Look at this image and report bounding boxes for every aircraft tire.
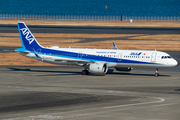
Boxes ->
[155,73,159,77]
[82,70,89,75]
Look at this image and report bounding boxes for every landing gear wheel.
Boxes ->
[82,70,89,75]
[155,73,159,77]
[155,69,159,77]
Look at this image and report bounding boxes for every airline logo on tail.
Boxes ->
[20,28,35,44]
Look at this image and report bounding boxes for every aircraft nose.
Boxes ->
[172,59,178,66]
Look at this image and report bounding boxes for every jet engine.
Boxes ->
[89,62,108,74]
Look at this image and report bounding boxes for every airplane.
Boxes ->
[15,22,178,77]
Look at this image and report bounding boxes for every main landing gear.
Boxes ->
[82,70,89,75]
[155,69,159,77]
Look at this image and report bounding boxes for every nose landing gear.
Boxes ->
[155,69,159,77]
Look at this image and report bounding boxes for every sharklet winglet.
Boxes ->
[113,42,118,50]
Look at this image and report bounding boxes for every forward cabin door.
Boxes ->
[118,53,122,61]
[151,53,157,62]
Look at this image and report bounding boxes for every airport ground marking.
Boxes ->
[0,75,24,87]
[151,103,178,107]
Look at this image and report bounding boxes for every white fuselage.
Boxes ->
[25,47,178,69]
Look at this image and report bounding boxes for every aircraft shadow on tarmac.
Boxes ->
[110,72,171,77]
[8,68,82,76]
[8,67,171,77]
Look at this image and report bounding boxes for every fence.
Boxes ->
[0,14,179,22]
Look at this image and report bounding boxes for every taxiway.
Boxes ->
[0,64,179,120]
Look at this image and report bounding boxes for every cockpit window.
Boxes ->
[161,56,172,59]
[167,56,172,58]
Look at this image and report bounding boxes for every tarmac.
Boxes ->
[0,64,179,120]
[0,24,180,34]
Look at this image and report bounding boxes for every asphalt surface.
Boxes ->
[0,47,17,53]
[0,24,180,34]
[0,65,180,120]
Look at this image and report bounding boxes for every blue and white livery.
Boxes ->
[15,22,178,77]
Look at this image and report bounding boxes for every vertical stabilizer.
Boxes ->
[17,22,42,51]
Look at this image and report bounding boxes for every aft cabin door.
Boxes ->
[151,53,157,62]
[118,53,122,61]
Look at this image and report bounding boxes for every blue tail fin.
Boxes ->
[17,22,42,51]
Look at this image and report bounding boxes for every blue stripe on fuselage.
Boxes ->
[31,47,159,65]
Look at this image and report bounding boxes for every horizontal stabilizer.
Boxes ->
[15,48,30,54]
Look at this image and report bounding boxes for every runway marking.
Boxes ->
[152,103,178,107]
[5,97,165,120]
[0,75,24,87]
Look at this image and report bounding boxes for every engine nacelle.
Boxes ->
[115,67,132,71]
[89,63,108,74]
